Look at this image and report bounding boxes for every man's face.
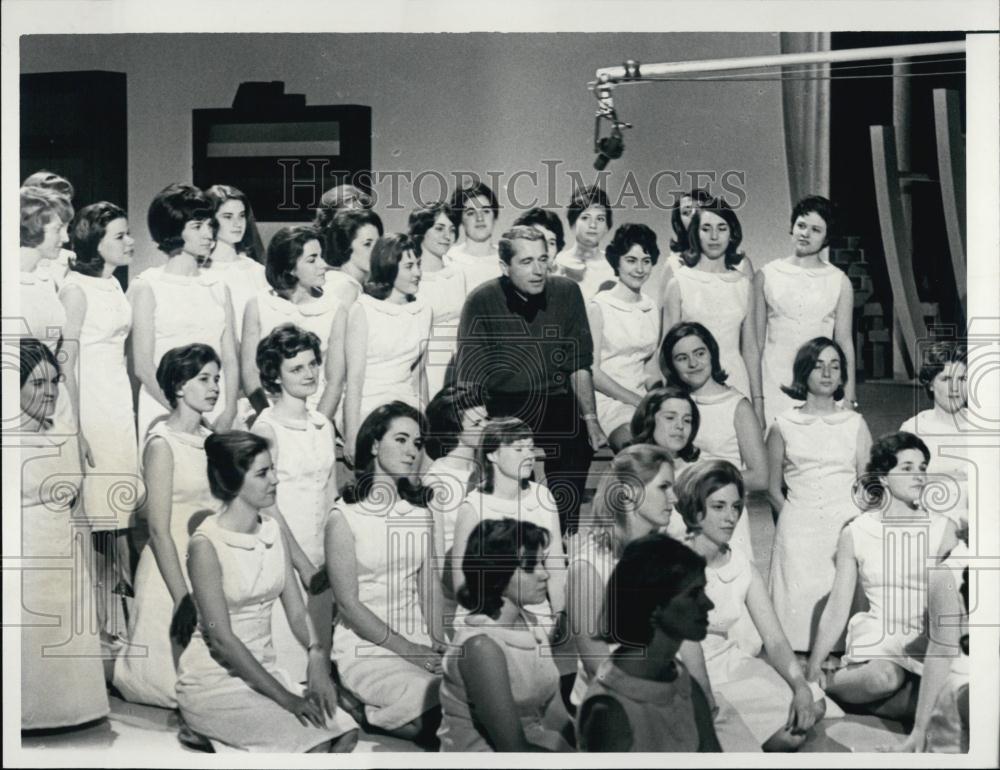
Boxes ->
[501,237,549,295]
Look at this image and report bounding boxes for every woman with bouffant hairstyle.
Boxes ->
[242,225,347,421]
[177,430,359,752]
[129,183,239,442]
[61,201,141,645]
[114,344,220,709]
[342,233,432,465]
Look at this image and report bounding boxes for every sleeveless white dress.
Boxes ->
[323,269,363,309]
[689,388,755,559]
[444,243,501,294]
[332,496,440,730]
[113,422,217,708]
[555,248,616,301]
[60,272,141,530]
[18,423,110,729]
[566,531,617,705]
[256,288,342,413]
[255,406,336,683]
[131,266,229,443]
[353,293,432,424]
[760,258,846,424]
[417,264,466,398]
[842,509,951,673]
[176,514,357,751]
[591,288,659,434]
[202,255,266,343]
[19,269,74,432]
[438,607,570,751]
[768,407,865,652]
[673,265,753,399]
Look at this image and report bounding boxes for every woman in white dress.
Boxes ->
[661,188,714,282]
[61,203,142,645]
[18,187,78,440]
[203,185,267,336]
[177,431,358,752]
[659,322,767,559]
[766,337,872,654]
[588,223,661,450]
[410,202,465,398]
[128,183,238,441]
[439,518,573,751]
[250,324,338,682]
[444,182,501,293]
[676,460,827,752]
[754,195,856,424]
[325,402,444,745]
[663,200,763,418]
[343,233,432,465]
[806,432,958,720]
[113,344,220,708]
[900,340,970,526]
[554,185,615,300]
[422,384,489,633]
[450,418,567,637]
[241,225,346,421]
[567,444,705,706]
[319,207,383,309]
[18,339,110,730]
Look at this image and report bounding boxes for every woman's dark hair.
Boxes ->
[604,223,660,274]
[512,208,566,254]
[20,337,61,387]
[684,199,745,271]
[450,181,500,223]
[204,430,271,503]
[474,417,535,494]
[790,195,835,248]
[155,343,222,409]
[858,431,931,509]
[424,383,486,460]
[206,184,265,263]
[265,224,324,299]
[147,183,214,255]
[674,460,745,534]
[341,401,432,507]
[69,202,127,278]
[780,336,848,401]
[457,518,550,618]
[22,170,75,200]
[255,323,323,396]
[917,340,967,400]
[670,188,712,253]
[567,184,613,229]
[408,202,456,257]
[601,532,706,647]
[320,208,384,268]
[315,184,374,230]
[659,322,728,390]
[364,233,417,301]
[628,385,701,463]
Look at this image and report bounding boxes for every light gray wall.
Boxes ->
[21,32,792,295]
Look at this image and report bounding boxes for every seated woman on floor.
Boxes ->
[576,533,721,752]
[438,518,573,751]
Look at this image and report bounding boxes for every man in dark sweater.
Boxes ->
[452,226,606,534]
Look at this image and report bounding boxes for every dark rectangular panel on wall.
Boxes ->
[193,104,372,222]
[21,70,129,285]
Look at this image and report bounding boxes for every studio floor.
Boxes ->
[21,382,921,756]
